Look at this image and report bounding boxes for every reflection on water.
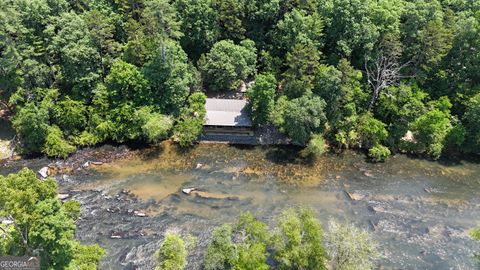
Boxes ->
[0,119,14,140]
[8,141,480,269]
[0,119,14,160]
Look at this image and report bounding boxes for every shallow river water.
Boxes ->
[1,142,480,269]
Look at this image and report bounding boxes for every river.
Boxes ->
[1,142,479,269]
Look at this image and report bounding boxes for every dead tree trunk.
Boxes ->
[365,52,410,111]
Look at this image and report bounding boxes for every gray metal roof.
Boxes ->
[204,98,252,127]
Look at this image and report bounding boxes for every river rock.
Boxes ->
[364,170,375,177]
[368,204,386,213]
[110,234,122,239]
[182,188,196,194]
[426,225,445,238]
[38,167,49,179]
[345,191,366,201]
[123,241,161,270]
[58,193,70,200]
[134,211,147,217]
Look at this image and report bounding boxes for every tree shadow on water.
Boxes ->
[264,146,303,165]
[0,119,15,140]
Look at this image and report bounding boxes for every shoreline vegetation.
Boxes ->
[1,0,480,164]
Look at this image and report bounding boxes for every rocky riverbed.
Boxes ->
[1,142,480,269]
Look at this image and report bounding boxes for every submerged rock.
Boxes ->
[368,204,386,214]
[345,191,366,201]
[426,225,445,238]
[191,191,240,200]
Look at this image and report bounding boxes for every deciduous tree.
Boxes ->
[247,73,277,126]
[199,40,257,91]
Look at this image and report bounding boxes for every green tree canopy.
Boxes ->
[204,212,270,270]
[105,60,149,106]
[199,39,257,91]
[282,43,321,99]
[175,0,219,60]
[247,73,277,126]
[325,219,380,270]
[272,208,327,270]
[0,168,104,269]
[282,94,327,145]
[143,41,197,115]
[156,232,196,270]
[173,92,207,147]
[356,113,388,149]
[270,8,323,58]
[463,93,480,152]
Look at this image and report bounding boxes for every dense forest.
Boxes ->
[1,0,480,161]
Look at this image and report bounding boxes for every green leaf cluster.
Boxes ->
[0,168,105,269]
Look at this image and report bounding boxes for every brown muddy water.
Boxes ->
[1,141,480,269]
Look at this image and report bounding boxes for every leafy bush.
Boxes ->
[204,225,236,270]
[407,108,453,159]
[53,97,88,135]
[368,144,391,162]
[247,73,277,126]
[66,243,106,270]
[0,169,105,268]
[357,113,388,149]
[325,219,380,270]
[302,134,326,159]
[73,131,102,146]
[462,93,480,152]
[42,125,76,158]
[173,92,207,147]
[156,232,196,270]
[12,103,49,154]
[273,208,327,270]
[470,226,480,241]
[204,212,270,270]
[282,95,327,145]
[141,114,173,143]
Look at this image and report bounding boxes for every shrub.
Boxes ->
[273,208,327,270]
[141,114,173,143]
[204,212,270,270]
[325,219,380,270]
[282,95,327,145]
[173,92,207,147]
[156,232,188,270]
[368,144,391,162]
[357,113,388,149]
[302,134,326,159]
[42,125,76,158]
[470,226,480,241]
